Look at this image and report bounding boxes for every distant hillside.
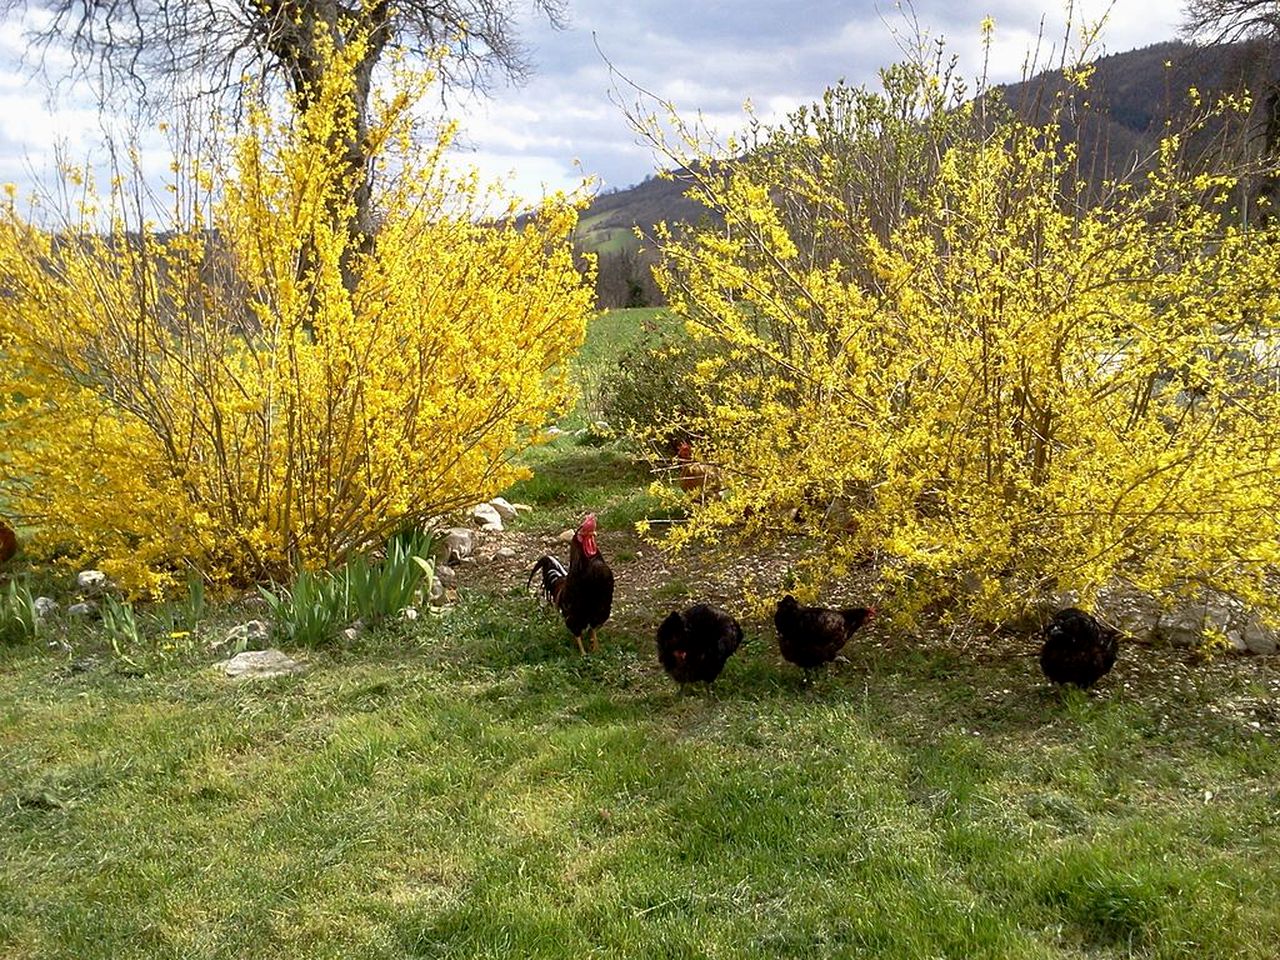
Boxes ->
[581,38,1279,308]
[1001,39,1276,180]
[576,169,725,309]
[575,173,710,256]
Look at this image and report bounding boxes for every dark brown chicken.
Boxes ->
[1039,607,1119,689]
[656,603,744,692]
[774,594,875,677]
[0,520,16,565]
[528,513,615,654]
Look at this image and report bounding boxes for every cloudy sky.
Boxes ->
[0,1,1188,207]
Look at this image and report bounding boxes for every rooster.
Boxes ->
[528,513,615,654]
[774,594,875,679]
[676,440,720,501]
[0,520,16,565]
[656,603,744,692]
[1039,607,1119,689]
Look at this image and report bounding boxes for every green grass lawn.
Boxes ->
[1,307,1278,957]
[2,579,1277,958]
[572,306,673,374]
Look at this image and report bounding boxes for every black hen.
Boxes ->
[656,603,744,691]
[1039,607,1119,689]
[774,594,874,677]
[528,513,615,654]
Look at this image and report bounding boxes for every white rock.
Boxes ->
[75,570,108,593]
[1205,594,1243,638]
[341,626,361,642]
[495,547,517,560]
[512,502,534,515]
[67,601,98,619]
[400,606,419,622]
[1096,582,1162,644]
[1225,629,1250,653]
[442,528,476,565]
[1149,589,1278,652]
[489,497,519,522]
[1239,617,1278,655]
[434,565,457,586]
[471,503,504,531]
[223,649,307,680]
[1157,604,1204,647]
[557,528,575,543]
[33,596,59,619]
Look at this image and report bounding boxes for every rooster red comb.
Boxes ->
[576,513,600,557]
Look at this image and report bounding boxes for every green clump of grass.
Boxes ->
[260,567,348,647]
[344,532,436,627]
[101,595,142,655]
[0,579,38,645]
[261,533,436,646]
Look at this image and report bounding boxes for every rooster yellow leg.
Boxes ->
[575,634,586,655]
[589,628,599,652]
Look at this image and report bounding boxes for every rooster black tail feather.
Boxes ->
[528,555,567,604]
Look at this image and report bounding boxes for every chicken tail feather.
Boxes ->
[528,555,568,604]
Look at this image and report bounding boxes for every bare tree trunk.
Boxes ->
[261,0,391,288]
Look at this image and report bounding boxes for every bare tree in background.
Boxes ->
[1183,0,1280,222]
[1184,0,1280,41]
[1,0,567,265]
[592,244,662,310]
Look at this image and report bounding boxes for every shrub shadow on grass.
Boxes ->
[320,583,1271,771]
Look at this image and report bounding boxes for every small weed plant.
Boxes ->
[345,533,435,626]
[261,533,435,645]
[260,569,348,648]
[180,571,207,630]
[101,595,142,655]
[0,579,38,644]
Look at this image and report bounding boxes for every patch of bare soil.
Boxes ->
[445,522,807,631]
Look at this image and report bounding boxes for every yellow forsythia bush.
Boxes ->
[643,57,1280,625]
[0,38,592,595]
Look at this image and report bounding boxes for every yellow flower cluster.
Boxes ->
[645,65,1280,627]
[0,34,592,596]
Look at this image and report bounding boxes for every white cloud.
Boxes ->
[462,148,589,203]
[0,1,1189,207]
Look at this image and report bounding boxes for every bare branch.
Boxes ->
[1182,0,1280,43]
[0,0,569,112]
